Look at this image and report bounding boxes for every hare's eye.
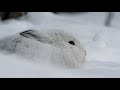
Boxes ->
[68,41,75,45]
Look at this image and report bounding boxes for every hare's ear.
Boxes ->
[20,30,53,44]
[20,30,35,38]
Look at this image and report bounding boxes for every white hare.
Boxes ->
[0,30,86,68]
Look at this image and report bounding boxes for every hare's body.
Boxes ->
[0,30,86,68]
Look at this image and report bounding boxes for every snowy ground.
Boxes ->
[0,12,120,78]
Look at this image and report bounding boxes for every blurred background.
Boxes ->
[0,12,119,28]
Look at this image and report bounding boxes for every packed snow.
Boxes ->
[0,12,120,78]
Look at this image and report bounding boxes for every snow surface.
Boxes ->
[0,12,120,78]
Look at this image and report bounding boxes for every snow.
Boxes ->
[0,12,120,78]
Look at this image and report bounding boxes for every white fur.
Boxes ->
[0,30,86,68]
